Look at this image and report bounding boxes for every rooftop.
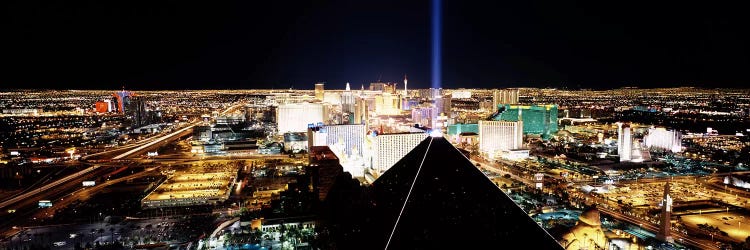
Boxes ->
[370,137,562,249]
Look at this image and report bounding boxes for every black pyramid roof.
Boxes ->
[371,137,563,249]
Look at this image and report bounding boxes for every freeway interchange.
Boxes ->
[0,103,247,241]
[0,124,195,239]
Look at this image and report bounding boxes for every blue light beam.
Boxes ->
[431,0,442,90]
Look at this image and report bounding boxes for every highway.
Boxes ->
[0,123,192,238]
[112,124,196,160]
[0,165,101,210]
[0,123,194,211]
[23,167,159,226]
[0,103,247,240]
[81,123,197,161]
[81,138,158,160]
[0,166,115,238]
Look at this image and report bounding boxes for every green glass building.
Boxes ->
[447,123,479,136]
[491,104,558,139]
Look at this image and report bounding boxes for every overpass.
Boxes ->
[0,165,100,210]
[112,124,196,160]
[81,139,152,160]
[83,102,245,161]
[0,103,243,213]
[109,102,245,160]
[0,124,194,211]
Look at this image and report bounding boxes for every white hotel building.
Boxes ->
[478,120,524,160]
[308,124,367,176]
[370,132,428,176]
[618,122,634,162]
[276,102,324,134]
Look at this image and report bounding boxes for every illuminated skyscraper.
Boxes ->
[308,124,366,159]
[478,120,523,158]
[104,99,113,112]
[126,96,149,127]
[617,122,623,155]
[370,132,428,175]
[417,88,443,100]
[112,90,133,113]
[374,93,401,115]
[491,104,558,139]
[492,88,519,110]
[315,82,325,101]
[618,122,633,162]
[277,102,324,134]
[411,107,434,127]
[434,96,450,115]
[354,97,369,125]
[401,98,418,111]
[342,83,356,120]
[309,124,367,176]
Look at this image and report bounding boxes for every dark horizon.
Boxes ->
[5,1,750,90]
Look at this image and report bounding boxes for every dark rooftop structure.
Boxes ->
[374,137,562,249]
[321,136,562,249]
[309,146,343,201]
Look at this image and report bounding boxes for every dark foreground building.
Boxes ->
[321,137,562,249]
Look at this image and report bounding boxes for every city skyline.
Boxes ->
[6,1,750,90]
[2,85,750,249]
[4,1,750,249]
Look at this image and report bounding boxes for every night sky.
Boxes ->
[5,1,750,90]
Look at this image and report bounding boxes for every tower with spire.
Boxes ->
[342,82,355,123]
[657,182,674,243]
[403,74,408,97]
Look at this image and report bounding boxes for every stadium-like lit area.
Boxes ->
[142,166,238,208]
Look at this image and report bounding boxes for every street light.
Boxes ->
[740,216,745,229]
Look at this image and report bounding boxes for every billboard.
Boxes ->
[38,200,52,208]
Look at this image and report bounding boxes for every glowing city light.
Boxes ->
[429,129,444,137]
[431,0,442,90]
